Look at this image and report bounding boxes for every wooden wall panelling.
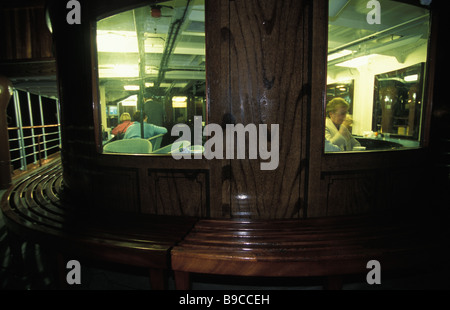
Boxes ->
[375,167,427,215]
[205,0,231,218]
[148,169,209,217]
[226,0,311,219]
[319,163,428,218]
[322,171,377,217]
[84,166,141,213]
[0,6,53,61]
[307,0,328,218]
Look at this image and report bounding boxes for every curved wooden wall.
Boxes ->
[47,0,440,219]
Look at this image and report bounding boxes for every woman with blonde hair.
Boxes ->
[325,98,361,151]
[111,112,133,139]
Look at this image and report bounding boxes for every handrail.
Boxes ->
[7,124,60,130]
[6,89,62,172]
[8,125,61,169]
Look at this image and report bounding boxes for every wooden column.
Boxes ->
[223,0,311,219]
[0,75,13,189]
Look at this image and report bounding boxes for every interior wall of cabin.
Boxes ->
[327,45,428,135]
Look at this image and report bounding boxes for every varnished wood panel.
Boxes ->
[322,172,376,217]
[319,166,427,218]
[204,0,231,218]
[0,6,53,61]
[97,169,140,213]
[65,165,141,213]
[223,0,311,219]
[148,169,209,217]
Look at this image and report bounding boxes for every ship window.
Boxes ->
[325,0,431,153]
[96,0,206,155]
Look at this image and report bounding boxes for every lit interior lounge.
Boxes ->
[0,0,449,290]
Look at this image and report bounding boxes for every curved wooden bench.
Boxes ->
[172,216,448,289]
[2,158,449,290]
[0,158,197,289]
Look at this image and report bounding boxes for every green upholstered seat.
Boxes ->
[104,138,152,154]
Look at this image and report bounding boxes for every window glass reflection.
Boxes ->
[96,0,206,155]
[326,0,430,152]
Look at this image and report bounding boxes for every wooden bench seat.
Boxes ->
[2,158,448,290]
[171,216,446,289]
[0,158,197,289]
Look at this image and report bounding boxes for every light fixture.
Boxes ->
[172,96,188,108]
[328,49,352,62]
[404,74,418,82]
[121,95,138,107]
[336,55,377,68]
[335,54,400,68]
[96,31,138,53]
[124,85,140,91]
[99,64,139,78]
[123,83,155,91]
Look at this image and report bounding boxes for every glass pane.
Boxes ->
[96,0,206,155]
[325,0,430,152]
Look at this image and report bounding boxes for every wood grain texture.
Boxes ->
[0,7,53,60]
[221,0,311,219]
[149,169,209,217]
[171,215,445,289]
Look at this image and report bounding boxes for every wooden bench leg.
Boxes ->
[149,268,167,290]
[174,271,191,290]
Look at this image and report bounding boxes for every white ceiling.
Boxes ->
[96,0,206,105]
[328,0,430,66]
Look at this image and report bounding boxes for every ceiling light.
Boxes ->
[99,64,139,78]
[173,96,188,102]
[335,55,377,68]
[172,96,187,108]
[96,31,138,53]
[121,95,137,106]
[404,74,418,82]
[124,85,140,91]
[328,49,352,62]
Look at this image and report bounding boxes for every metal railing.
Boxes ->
[7,89,61,171]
